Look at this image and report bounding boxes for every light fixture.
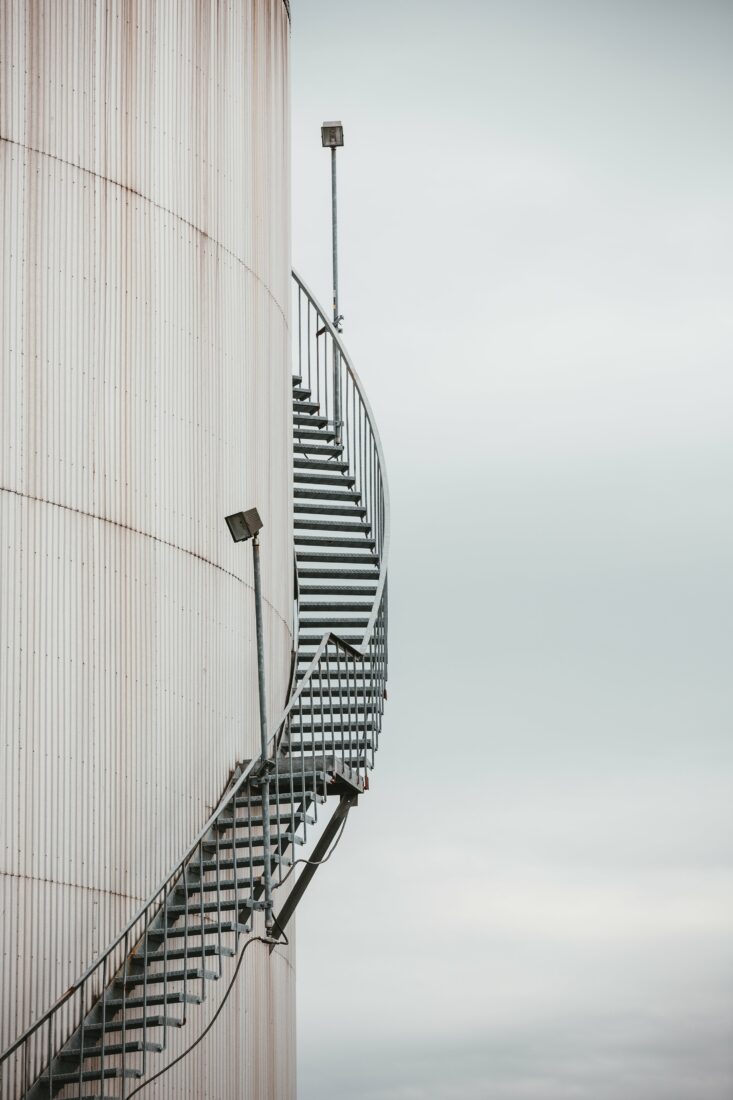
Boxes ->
[321,120,344,148]
[225,507,263,543]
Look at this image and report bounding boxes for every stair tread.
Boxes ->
[297,560,379,570]
[294,443,343,456]
[83,1015,185,1035]
[105,992,202,1009]
[118,966,219,986]
[294,427,336,441]
[300,601,373,611]
[293,459,349,472]
[137,944,235,963]
[160,921,250,938]
[41,1068,142,1084]
[293,474,356,486]
[60,1041,163,1060]
[300,586,377,595]
[295,536,376,548]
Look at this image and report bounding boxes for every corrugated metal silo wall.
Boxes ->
[0,1,295,1095]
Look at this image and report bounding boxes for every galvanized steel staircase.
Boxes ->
[0,271,389,1099]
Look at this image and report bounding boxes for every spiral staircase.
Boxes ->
[0,271,389,1099]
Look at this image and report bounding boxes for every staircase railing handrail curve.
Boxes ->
[0,273,390,1085]
[0,624,366,1067]
[291,267,391,651]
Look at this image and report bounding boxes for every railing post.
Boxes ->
[331,142,342,445]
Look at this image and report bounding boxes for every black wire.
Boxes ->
[272,813,349,891]
[125,930,283,1099]
[126,813,348,1095]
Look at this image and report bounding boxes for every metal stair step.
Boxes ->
[41,1068,142,1085]
[136,944,235,964]
[291,753,372,770]
[293,458,350,472]
[159,921,250,939]
[288,720,374,734]
[297,635,365,647]
[186,877,259,895]
[294,473,356,487]
[60,1040,164,1060]
[288,739,373,753]
[292,375,303,387]
[292,399,319,414]
[297,559,378,570]
[243,792,326,807]
[117,966,219,988]
[223,813,315,830]
[295,536,376,548]
[300,585,377,596]
[296,668,381,680]
[205,832,304,852]
[294,519,371,533]
[291,702,374,716]
[295,687,380,700]
[294,427,337,442]
[104,992,203,1011]
[234,788,315,808]
[293,413,328,427]
[82,1015,185,1036]
[294,443,343,457]
[196,853,292,874]
[300,618,369,629]
[300,601,372,611]
[294,500,366,515]
[164,899,265,919]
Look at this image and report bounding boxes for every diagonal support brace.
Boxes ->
[270,792,357,947]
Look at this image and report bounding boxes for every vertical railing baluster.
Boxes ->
[142,904,149,1076]
[215,823,223,978]
[180,865,187,1023]
[307,299,312,392]
[121,929,129,1099]
[288,714,296,842]
[274,728,283,887]
[46,1010,53,1097]
[308,665,318,812]
[196,843,203,1003]
[100,956,107,1093]
[78,980,86,1097]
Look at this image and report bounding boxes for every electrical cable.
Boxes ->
[272,811,349,890]
[125,810,348,1094]
[125,930,281,1099]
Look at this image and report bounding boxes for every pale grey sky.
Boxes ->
[290,2,733,1097]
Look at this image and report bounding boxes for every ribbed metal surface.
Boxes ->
[0,2,294,1096]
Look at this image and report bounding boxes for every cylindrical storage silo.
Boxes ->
[0,1,294,1095]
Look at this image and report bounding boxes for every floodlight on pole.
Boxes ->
[322,120,344,444]
[225,505,273,932]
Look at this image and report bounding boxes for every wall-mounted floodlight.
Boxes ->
[321,120,344,148]
[225,505,273,932]
[225,507,263,543]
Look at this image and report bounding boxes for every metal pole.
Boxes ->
[251,533,274,932]
[331,145,342,445]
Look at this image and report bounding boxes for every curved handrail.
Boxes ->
[0,625,363,1065]
[291,268,390,650]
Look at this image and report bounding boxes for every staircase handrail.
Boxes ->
[291,268,390,651]
[0,624,365,1067]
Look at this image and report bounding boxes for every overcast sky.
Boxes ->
[289,3,733,1098]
